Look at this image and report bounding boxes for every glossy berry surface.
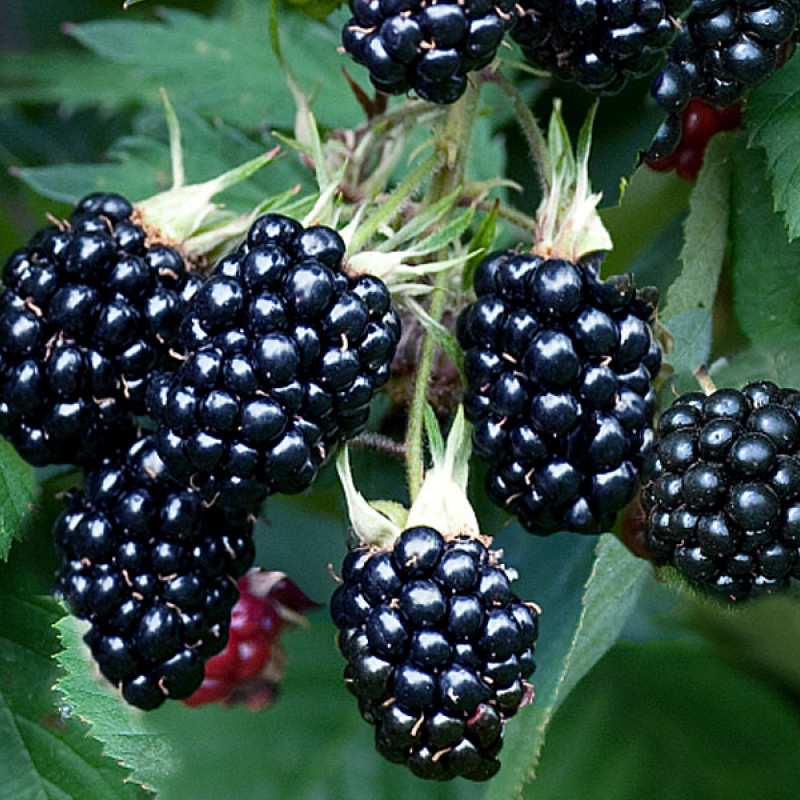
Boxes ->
[54,435,255,709]
[650,0,800,116]
[645,98,742,179]
[512,0,689,95]
[458,250,661,535]
[331,526,538,781]
[342,0,518,104]
[0,193,201,467]
[182,570,318,709]
[147,213,400,509]
[640,381,800,601]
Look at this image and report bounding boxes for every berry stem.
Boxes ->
[347,151,441,255]
[406,82,481,503]
[489,72,551,197]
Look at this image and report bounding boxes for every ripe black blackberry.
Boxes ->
[457,251,661,535]
[511,0,689,95]
[342,0,518,105]
[54,434,255,710]
[331,525,538,781]
[0,193,202,467]
[651,0,800,119]
[640,380,800,602]
[146,213,400,509]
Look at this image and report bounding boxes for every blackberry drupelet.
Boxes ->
[651,0,800,117]
[640,381,800,602]
[342,0,518,105]
[54,435,255,710]
[183,570,318,708]
[511,0,689,95]
[331,525,538,781]
[0,193,202,467]
[147,213,400,509]
[457,250,661,535]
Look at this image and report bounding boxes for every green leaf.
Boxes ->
[728,138,800,365]
[745,52,800,240]
[0,440,34,561]
[0,577,146,799]
[485,535,648,800]
[662,309,712,394]
[601,166,691,279]
[66,8,358,130]
[662,134,733,320]
[15,104,310,210]
[54,616,177,792]
[530,639,800,800]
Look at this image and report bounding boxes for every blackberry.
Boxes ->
[651,0,800,117]
[457,251,661,535]
[0,193,202,467]
[182,570,318,708]
[342,0,518,105]
[644,97,742,179]
[640,381,800,601]
[331,526,538,781]
[54,435,255,709]
[511,0,689,95]
[147,213,400,508]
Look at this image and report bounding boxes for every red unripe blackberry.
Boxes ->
[0,193,201,467]
[182,570,318,709]
[331,526,538,781]
[457,251,661,535]
[645,98,742,180]
[147,214,400,509]
[54,435,255,709]
[640,381,800,601]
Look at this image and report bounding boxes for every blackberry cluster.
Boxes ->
[55,435,255,709]
[644,96,742,179]
[342,0,517,105]
[457,250,661,535]
[652,0,800,117]
[183,570,317,709]
[0,193,201,467]
[147,213,400,509]
[511,0,689,95]
[640,381,800,601]
[331,526,538,781]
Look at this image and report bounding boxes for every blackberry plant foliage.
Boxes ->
[3,2,800,798]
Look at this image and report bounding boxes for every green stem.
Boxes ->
[348,151,440,254]
[491,72,551,197]
[405,83,481,503]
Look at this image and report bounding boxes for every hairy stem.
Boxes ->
[405,82,481,503]
[489,71,551,197]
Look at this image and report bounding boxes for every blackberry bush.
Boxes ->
[0,193,201,467]
[147,213,401,509]
[342,0,518,104]
[640,381,800,601]
[511,0,690,95]
[55,435,255,709]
